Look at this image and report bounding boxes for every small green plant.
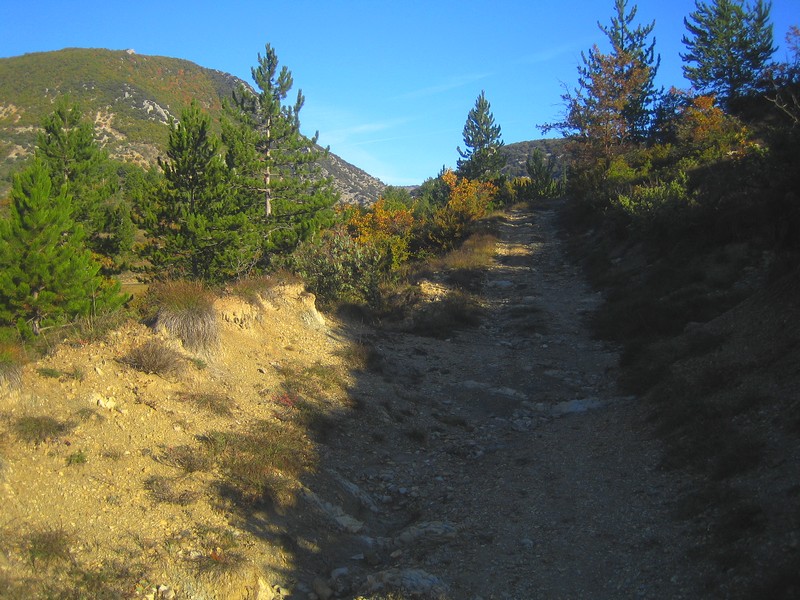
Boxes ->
[197,430,230,458]
[26,525,71,566]
[189,357,207,370]
[13,415,71,444]
[36,365,85,381]
[121,339,183,375]
[36,367,63,379]
[66,450,88,465]
[150,281,219,352]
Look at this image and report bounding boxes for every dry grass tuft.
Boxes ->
[407,291,485,338]
[151,280,219,352]
[280,361,347,397]
[0,342,24,390]
[121,339,183,375]
[25,525,72,567]
[13,415,72,445]
[191,524,246,574]
[144,475,199,505]
[335,341,384,373]
[156,444,213,473]
[203,420,315,506]
[178,390,235,416]
[229,270,303,305]
[435,232,498,272]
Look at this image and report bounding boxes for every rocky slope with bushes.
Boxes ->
[1,198,797,599]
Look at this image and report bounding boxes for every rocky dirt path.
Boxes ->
[285,204,708,599]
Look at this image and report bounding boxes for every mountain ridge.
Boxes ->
[0,47,386,204]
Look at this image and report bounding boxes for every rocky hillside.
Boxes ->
[0,48,385,203]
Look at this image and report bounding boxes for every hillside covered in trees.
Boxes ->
[0,0,799,597]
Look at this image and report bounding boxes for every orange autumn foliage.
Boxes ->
[432,170,497,249]
[675,93,749,159]
[346,198,416,270]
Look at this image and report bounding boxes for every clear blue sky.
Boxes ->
[1,1,797,185]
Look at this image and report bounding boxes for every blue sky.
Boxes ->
[1,1,797,185]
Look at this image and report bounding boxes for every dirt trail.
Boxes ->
[293,203,709,599]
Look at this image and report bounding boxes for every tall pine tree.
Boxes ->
[597,0,661,140]
[0,161,125,337]
[145,101,261,282]
[457,90,505,181]
[681,0,776,109]
[222,44,337,258]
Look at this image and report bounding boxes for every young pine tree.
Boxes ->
[36,97,134,268]
[222,44,338,258]
[681,0,776,110]
[0,161,126,337]
[457,90,505,181]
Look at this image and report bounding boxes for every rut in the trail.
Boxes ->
[289,204,704,600]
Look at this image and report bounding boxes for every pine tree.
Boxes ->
[549,46,651,162]
[597,0,661,140]
[545,1,660,148]
[0,161,126,337]
[222,44,337,258]
[457,90,505,181]
[681,0,776,109]
[146,101,260,282]
[36,97,134,267]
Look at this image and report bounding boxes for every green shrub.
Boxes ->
[614,170,695,229]
[150,281,219,352]
[289,229,387,307]
[66,450,88,465]
[516,148,564,201]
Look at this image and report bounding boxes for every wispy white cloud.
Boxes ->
[517,43,579,66]
[323,116,414,144]
[396,72,492,100]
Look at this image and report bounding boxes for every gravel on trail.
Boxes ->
[293,205,708,599]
